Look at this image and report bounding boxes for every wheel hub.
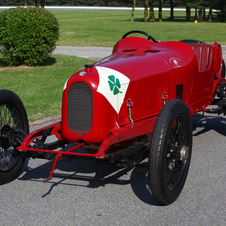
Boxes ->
[0,126,27,172]
[180,146,189,162]
[0,125,13,149]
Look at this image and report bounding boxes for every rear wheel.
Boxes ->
[221,60,225,78]
[148,99,192,205]
[0,90,29,185]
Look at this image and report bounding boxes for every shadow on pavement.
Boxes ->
[18,152,159,205]
[192,113,226,137]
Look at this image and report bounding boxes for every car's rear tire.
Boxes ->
[0,90,29,185]
[148,99,192,205]
[221,60,225,78]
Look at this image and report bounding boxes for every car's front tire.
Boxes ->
[148,99,192,205]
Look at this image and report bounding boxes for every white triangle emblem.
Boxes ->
[96,66,130,114]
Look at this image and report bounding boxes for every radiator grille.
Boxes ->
[67,82,93,135]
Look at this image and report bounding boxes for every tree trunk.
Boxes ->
[208,3,213,22]
[159,0,163,22]
[198,8,203,22]
[130,0,136,22]
[35,0,39,8]
[144,0,148,22]
[195,8,197,21]
[41,0,44,8]
[149,0,155,22]
[170,0,174,20]
[186,6,190,22]
[203,8,206,21]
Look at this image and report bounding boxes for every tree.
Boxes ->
[181,0,193,21]
[190,0,210,22]
[196,0,208,21]
[35,0,45,8]
[35,0,39,7]
[170,0,174,20]
[208,0,213,22]
[41,0,44,7]
[198,8,203,21]
[194,8,198,20]
[131,0,136,21]
[149,0,155,22]
[159,0,163,22]
[214,0,226,22]
[144,0,149,22]
[186,6,191,21]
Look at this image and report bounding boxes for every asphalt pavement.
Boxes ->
[221,45,226,61]
[1,113,226,226]
[53,46,113,60]
[1,46,226,226]
[53,45,226,62]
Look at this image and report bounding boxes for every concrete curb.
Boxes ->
[29,115,61,127]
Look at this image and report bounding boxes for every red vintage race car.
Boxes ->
[0,30,225,205]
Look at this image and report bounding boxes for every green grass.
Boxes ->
[0,55,95,122]
[52,9,226,46]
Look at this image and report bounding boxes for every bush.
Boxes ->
[0,7,59,66]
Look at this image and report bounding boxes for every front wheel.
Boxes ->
[148,99,192,205]
[0,90,29,185]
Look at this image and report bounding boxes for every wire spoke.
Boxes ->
[0,102,23,172]
[166,115,189,190]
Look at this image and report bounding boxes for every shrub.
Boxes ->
[0,7,59,66]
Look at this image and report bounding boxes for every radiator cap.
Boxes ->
[84,64,93,68]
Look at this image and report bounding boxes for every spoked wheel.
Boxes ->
[0,90,29,185]
[148,99,192,205]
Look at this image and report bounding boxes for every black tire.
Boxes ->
[0,90,29,185]
[148,99,192,205]
[221,60,225,78]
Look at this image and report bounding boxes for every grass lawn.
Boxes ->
[0,55,95,122]
[52,9,226,46]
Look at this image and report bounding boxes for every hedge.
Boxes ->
[0,7,59,66]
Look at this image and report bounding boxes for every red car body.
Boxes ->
[20,35,224,154]
[11,31,225,204]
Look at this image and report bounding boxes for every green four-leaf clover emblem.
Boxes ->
[108,75,122,95]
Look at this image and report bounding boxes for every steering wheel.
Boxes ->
[122,30,158,43]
